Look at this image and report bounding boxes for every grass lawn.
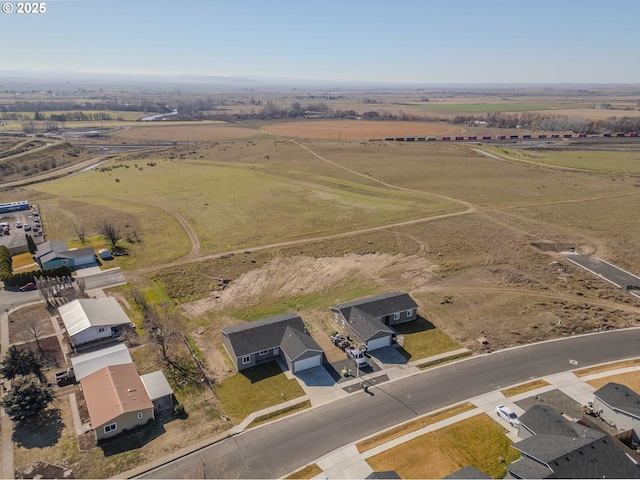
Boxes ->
[285,463,323,479]
[214,361,305,423]
[394,317,462,361]
[247,400,312,428]
[357,402,476,453]
[587,371,640,393]
[501,379,551,397]
[574,358,640,377]
[366,413,519,479]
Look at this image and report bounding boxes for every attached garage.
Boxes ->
[366,336,392,351]
[281,325,325,374]
[292,354,322,373]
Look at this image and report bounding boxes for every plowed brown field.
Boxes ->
[264,120,461,140]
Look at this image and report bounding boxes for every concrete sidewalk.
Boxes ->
[302,364,640,479]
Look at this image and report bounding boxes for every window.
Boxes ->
[137,412,143,419]
[406,309,413,318]
[341,318,345,328]
[242,356,251,365]
[97,327,106,333]
[104,423,117,434]
[393,312,400,321]
[273,347,279,355]
[259,350,269,356]
[333,311,339,323]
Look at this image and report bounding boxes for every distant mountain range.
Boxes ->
[1,69,639,91]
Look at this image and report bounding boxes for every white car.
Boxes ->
[496,405,520,427]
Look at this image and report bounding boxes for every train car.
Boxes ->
[441,136,451,141]
[563,134,572,138]
[482,136,491,140]
[468,136,477,140]
[522,135,532,139]
[551,134,560,138]
[577,133,587,138]
[417,137,426,141]
[629,132,639,137]
[395,137,405,141]
[509,135,519,140]
[427,136,436,141]
[538,134,547,139]
[496,135,506,140]
[616,133,626,137]
[406,137,415,141]
[455,136,464,141]
[384,137,394,141]
[603,133,612,137]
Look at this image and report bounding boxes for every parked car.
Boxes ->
[496,405,520,427]
[19,282,37,291]
[24,223,31,231]
[15,222,22,228]
[346,348,368,368]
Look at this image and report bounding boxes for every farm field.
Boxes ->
[3,101,640,478]
[263,120,461,140]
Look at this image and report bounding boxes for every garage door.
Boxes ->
[367,336,391,351]
[293,355,322,373]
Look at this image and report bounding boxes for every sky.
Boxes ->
[1,0,639,84]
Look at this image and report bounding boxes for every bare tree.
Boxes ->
[74,224,86,244]
[100,222,120,250]
[21,317,46,358]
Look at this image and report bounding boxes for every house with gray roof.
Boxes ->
[221,314,325,374]
[34,240,96,270]
[330,292,418,351]
[507,405,640,478]
[593,382,640,434]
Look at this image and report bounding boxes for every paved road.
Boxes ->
[140,328,640,479]
[567,254,640,289]
[0,268,126,314]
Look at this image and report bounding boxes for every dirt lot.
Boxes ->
[263,120,461,140]
[182,253,438,381]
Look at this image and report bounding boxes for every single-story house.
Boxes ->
[81,363,155,441]
[58,297,132,347]
[71,343,133,381]
[221,313,325,374]
[593,382,640,434]
[34,240,96,270]
[140,370,175,412]
[507,404,640,478]
[330,292,419,351]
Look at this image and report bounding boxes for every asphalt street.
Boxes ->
[0,268,126,313]
[567,254,640,289]
[141,328,640,479]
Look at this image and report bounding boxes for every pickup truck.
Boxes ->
[346,348,368,368]
[55,368,75,384]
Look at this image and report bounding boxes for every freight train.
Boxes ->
[374,132,639,142]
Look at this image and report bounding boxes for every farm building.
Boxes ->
[81,364,155,441]
[330,292,418,351]
[58,297,132,347]
[221,314,325,374]
[34,240,96,270]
